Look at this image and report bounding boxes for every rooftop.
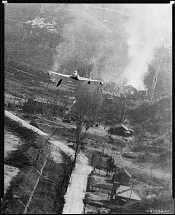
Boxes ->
[116,185,141,201]
[94,183,113,190]
[123,169,131,178]
[115,124,128,130]
[114,168,131,179]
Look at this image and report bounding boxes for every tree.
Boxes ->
[100,94,126,128]
[106,156,115,175]
[72,82,102,164]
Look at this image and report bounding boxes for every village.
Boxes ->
[4,69,172,213]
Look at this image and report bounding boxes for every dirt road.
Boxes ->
[5,110,92,214]
[34,115,172,183]
[62,155,92,214]
[112,151,171,180]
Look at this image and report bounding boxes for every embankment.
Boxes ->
[3,110,92,214]
[2,114,74,214]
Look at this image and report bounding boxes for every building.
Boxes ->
[109,124,134,137]
[114,185,141,206]
[112,168,131,186]
[123,85,147,100]
[67,143,75,149]
[123,85,137,100]
[93,183,113,194]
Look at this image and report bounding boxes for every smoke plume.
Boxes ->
[52,4,172,90]
[122,4,172,90]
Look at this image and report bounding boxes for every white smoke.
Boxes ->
[122,4,172,90]
[51,4,172,90]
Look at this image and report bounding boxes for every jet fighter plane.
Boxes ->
[47,70,103,87]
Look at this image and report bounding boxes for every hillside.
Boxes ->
[121,95,172,170]
[4,3,172,214]
[5,4,171,96]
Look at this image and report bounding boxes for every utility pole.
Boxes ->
[119,97,126,124]
[40,4,44,17]
[150,47,164,101]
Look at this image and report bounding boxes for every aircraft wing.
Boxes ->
[79,76,103,85]
[47,70,71,78]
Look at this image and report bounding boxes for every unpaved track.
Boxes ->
[62,154,92,214]
[85,125,171,182]
[5,110,92,214]
[113,152,171,180]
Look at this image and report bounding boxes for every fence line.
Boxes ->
[4,64,77,213]
[4,103,76,214]
[23,155,48,214]
[4,111,72,213]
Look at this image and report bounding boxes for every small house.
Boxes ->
[109,124,134,137]
[123,85,137,98]
[114,185,141,206]
[112,168,131,186]
[67,143,74,149]
[93,183,113,194]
